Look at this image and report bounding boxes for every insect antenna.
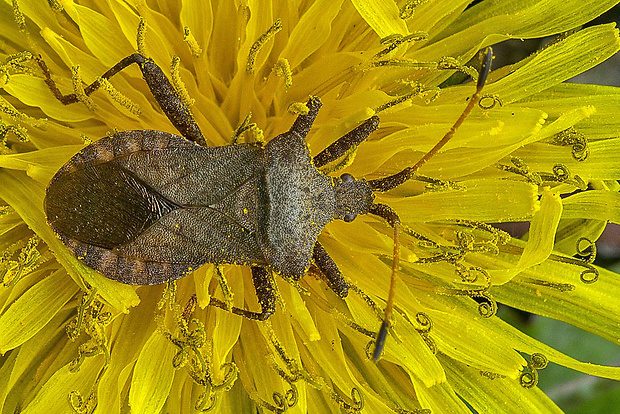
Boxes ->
[368,47,493,192]
[369,47,493,361]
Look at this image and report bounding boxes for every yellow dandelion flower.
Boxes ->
[1,1,620,413]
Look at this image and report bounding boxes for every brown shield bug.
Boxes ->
[40,48,493,360]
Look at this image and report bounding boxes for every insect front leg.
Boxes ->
[36,53,206,146]
[313,115,379,168]
[208,266,275,321]
[312,242,349,298]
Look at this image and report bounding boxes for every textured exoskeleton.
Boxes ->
[45,118,373,285]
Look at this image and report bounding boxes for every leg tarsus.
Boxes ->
[313,115,379,168]
[313,242,349,298]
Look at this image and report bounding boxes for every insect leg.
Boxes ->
[312,242,349,298]
[312,116,379,168]
[208,266,275,321]
[36,53,206,145]
[288,96,322,138]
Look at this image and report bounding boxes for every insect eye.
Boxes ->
[340,173,355,183]
[343,213,356,223]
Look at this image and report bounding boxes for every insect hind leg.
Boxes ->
[208,266,275,321]
[36,53,206,146]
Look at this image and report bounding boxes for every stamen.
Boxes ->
[367,58,437,70]
[0,51,34,86]
[478,93,503,109]
[519,353,548,388]
[414,174,464,192]
[273,58,293,90]
[0,96,44,126]
[496,156,543,185]
[552,127,589,161]
[575,237,597,264]
[437,287,497,318]
[522,278,575,292]
[271,382,298,411]
[454,219,511,245]
[161,294,238,409]
[399,0,429,19]
[214,265,234,311]
[137,17,147,55]
[0,235,40,286]
[231,112,253,144]
[414,312,437,354]
[480,371,507,380]
[231,112,265,144]
[46,0,63,12]
[373,32,428,59]
[348,283,385,322]
[549,252,599,284]
[171,55,196,110]
[330,308,376,339]
[537,164,587,189]
[374,83,425,113]
[264,323,321,404]
[183,26,203,57]
[0,120,29,144]
[12,0,26,32]
[68,367,107,413]
[327,387,364,412]
[195,392,217,412]
[437,56,478,80]
[71,65,95,110]
[247,19,282,74]
[97,77,141,115]
[401,224,438,248]
[67,293,111,372]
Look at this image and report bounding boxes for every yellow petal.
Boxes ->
[129,331,177,414]
[350,0,408,38]
[0,269,77,353]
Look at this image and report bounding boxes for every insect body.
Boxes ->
[45,109,373,286]
[41,49,492,357]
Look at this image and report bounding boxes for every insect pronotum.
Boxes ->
[40,47,493,361]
